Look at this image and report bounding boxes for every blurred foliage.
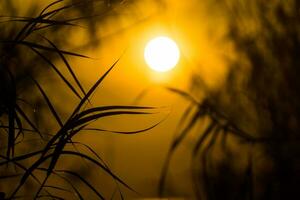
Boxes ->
[161,0,300,199]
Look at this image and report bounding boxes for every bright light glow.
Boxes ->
[144,36,180,72]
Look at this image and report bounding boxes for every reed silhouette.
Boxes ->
[159,1,300,199]
[0,1,160,199]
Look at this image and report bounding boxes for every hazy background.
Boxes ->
[0,0,239,198]
[2,0,299,199]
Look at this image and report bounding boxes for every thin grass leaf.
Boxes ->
[80,107,167,135]
[38,167,84,200]
[14,112,24,142]
[0,125,34,132]
[68,141,106,166]
[55,169,105,200]
[226,123,258,142]
[166,87,200,105]
[31,77,63,127]
[1,40,89,58]
[7,18,77,27]
[1,154,56,199]
[193,121,216,156]
[13,0,65,41]
[32,22,82,32]
[158,109,202,196]
[73,111,155,129]
[132,87,153,104]
[34,176,54,200]
[0,155,55,199]
[41,36,87,97]
[158,149,172,196]
[65,138,91,169]
[59,151,136,192]
[75,105,156,120]
[15,104,43,139]
[29,47,83,100]
[0,16,31,20]
[198,128,219,199]
[83,121,161,134]
[172,109,204,151]
[44,124,90,193]
[190,124,221,199]
[42,125,91,197]
[14,16,35,41]
[0,138,52,152]
[9,152,59,199]
[39,0,64,16]
[0,173,22,179]
[70,58,120,119]
[46,126,108,196]
[40,0,97,20]
[16,0,94,40]
[68,141,127,199]
[43,126,88,194]
[174,102,195,139]
[0,149,45,166]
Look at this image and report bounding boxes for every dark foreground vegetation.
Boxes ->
[0,1,160,199]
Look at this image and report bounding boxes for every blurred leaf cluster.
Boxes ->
[160,1,300,199]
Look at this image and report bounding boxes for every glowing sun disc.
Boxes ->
[144,36,180,72]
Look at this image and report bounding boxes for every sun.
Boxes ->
[144,36,180,72]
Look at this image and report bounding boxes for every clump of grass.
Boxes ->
[0,1,162,199]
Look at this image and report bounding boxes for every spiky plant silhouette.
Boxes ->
[0,1,161,199]
[159,1,300,199]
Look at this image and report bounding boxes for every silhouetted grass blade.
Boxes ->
[15,104,42,138]
[83,121,161,134]
[42,36,87,97]
[55,169,105,200]
[71,58,120,118]
[38,167,84,200]
[73,111,155,128]
[59,151,136,193]
[29,47,83,100]
[31,77,63,127]
[76,105,155,119]
[40,0,63,16]
[1,40,89,58]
